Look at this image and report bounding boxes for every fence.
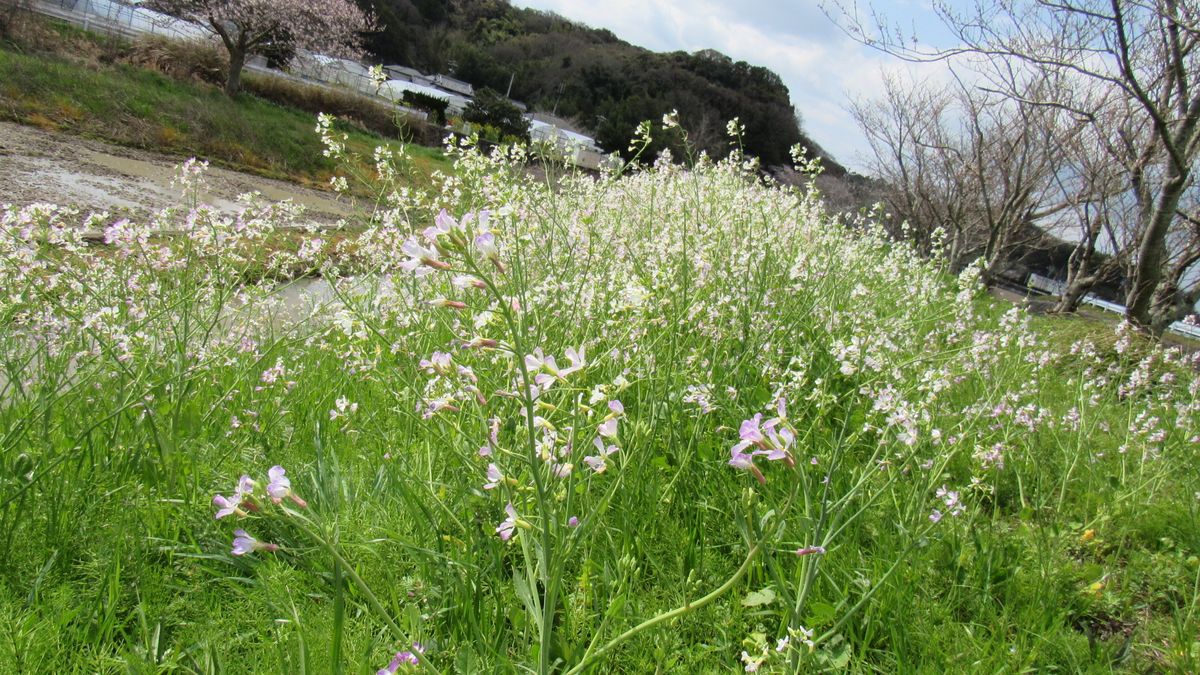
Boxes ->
[30,0,209,41]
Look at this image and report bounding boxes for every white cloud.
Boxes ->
[509,0,950,172]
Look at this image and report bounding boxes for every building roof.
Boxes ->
[528,119,599,150]
[377,80,472,112]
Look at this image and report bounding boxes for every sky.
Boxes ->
[507,0,957,174]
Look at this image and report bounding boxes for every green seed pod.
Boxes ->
[12,453,32,479]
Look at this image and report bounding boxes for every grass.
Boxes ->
[1,116,1199,674]
[0,15,450,190]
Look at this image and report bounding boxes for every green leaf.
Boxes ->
[742,587,776,607]
[806,601,836,627]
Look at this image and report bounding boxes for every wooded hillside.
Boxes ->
[360,0,844,172]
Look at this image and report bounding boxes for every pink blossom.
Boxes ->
[598,417,619,439]
[729,448,766,484]
[212,494,241,519]
[497,503,519,541]
[400,238,450,275]
[739,413,766,446]
[426,298,467,310]
[231,529,278,556]
[267,466,307,508]
[419,351,453,374]
[484,463,504,490]
[378,643,424,674]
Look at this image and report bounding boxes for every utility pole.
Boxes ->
[552,82,565,116]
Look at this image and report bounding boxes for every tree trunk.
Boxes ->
[224,47,246,97]
[1052,214,1103,313]
[1125,169,1189,334]
[1054,276,1094,314]
[979,218,1015,288]
[947,226,966,271]
[1148,250,1200,332]
[1,0,25,38]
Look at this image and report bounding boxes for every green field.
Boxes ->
[1,123,1198,674]
[0,18,450,189]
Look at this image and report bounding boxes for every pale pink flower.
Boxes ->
[484,463,504,490]
[212,494,241,519]
[598,417,618,439]
[231,529,278,556]
[497,503,519,541]
[267,465,307,508]
[739,413,766,446]
[729,448,766,484]
[400,238,450,275]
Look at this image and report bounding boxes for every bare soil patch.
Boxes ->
[0,120,351,221]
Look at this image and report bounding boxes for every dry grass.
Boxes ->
[120,35,226,86]
[241,73,444,145]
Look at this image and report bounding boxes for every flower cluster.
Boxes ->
[729,397,796,484]
[400,208,500,278]
[377,643,425,674]
[416,349,487,418]
[930,485,965,523]
[212,465,306,556]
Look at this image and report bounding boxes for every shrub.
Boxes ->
[401,89,449,125]
[461,86,529,143]
[239,74,443,144]
[120,36,226,86]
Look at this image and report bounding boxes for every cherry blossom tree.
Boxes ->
[153,0,376,96]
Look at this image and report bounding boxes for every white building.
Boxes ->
[376,80,472,116]
[527,119,605,169]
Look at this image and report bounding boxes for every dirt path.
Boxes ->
[0,120,352,222]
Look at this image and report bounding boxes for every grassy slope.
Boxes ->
[1,146,1198,673]
[0,21,450,190]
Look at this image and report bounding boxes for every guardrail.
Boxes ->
[1026,273,1200,339]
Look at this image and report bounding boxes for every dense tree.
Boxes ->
[462,86,531,142]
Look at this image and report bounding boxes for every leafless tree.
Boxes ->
[1151,180,1200,319]
[849,73,967,263]
[849,71,1077,282]
[1047,110,1132,312]
[834,0,1200,334]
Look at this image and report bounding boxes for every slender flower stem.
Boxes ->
[464,253,560,674]
[287,517,444,672]
[813,526,932,648]
[564,543,762,675]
